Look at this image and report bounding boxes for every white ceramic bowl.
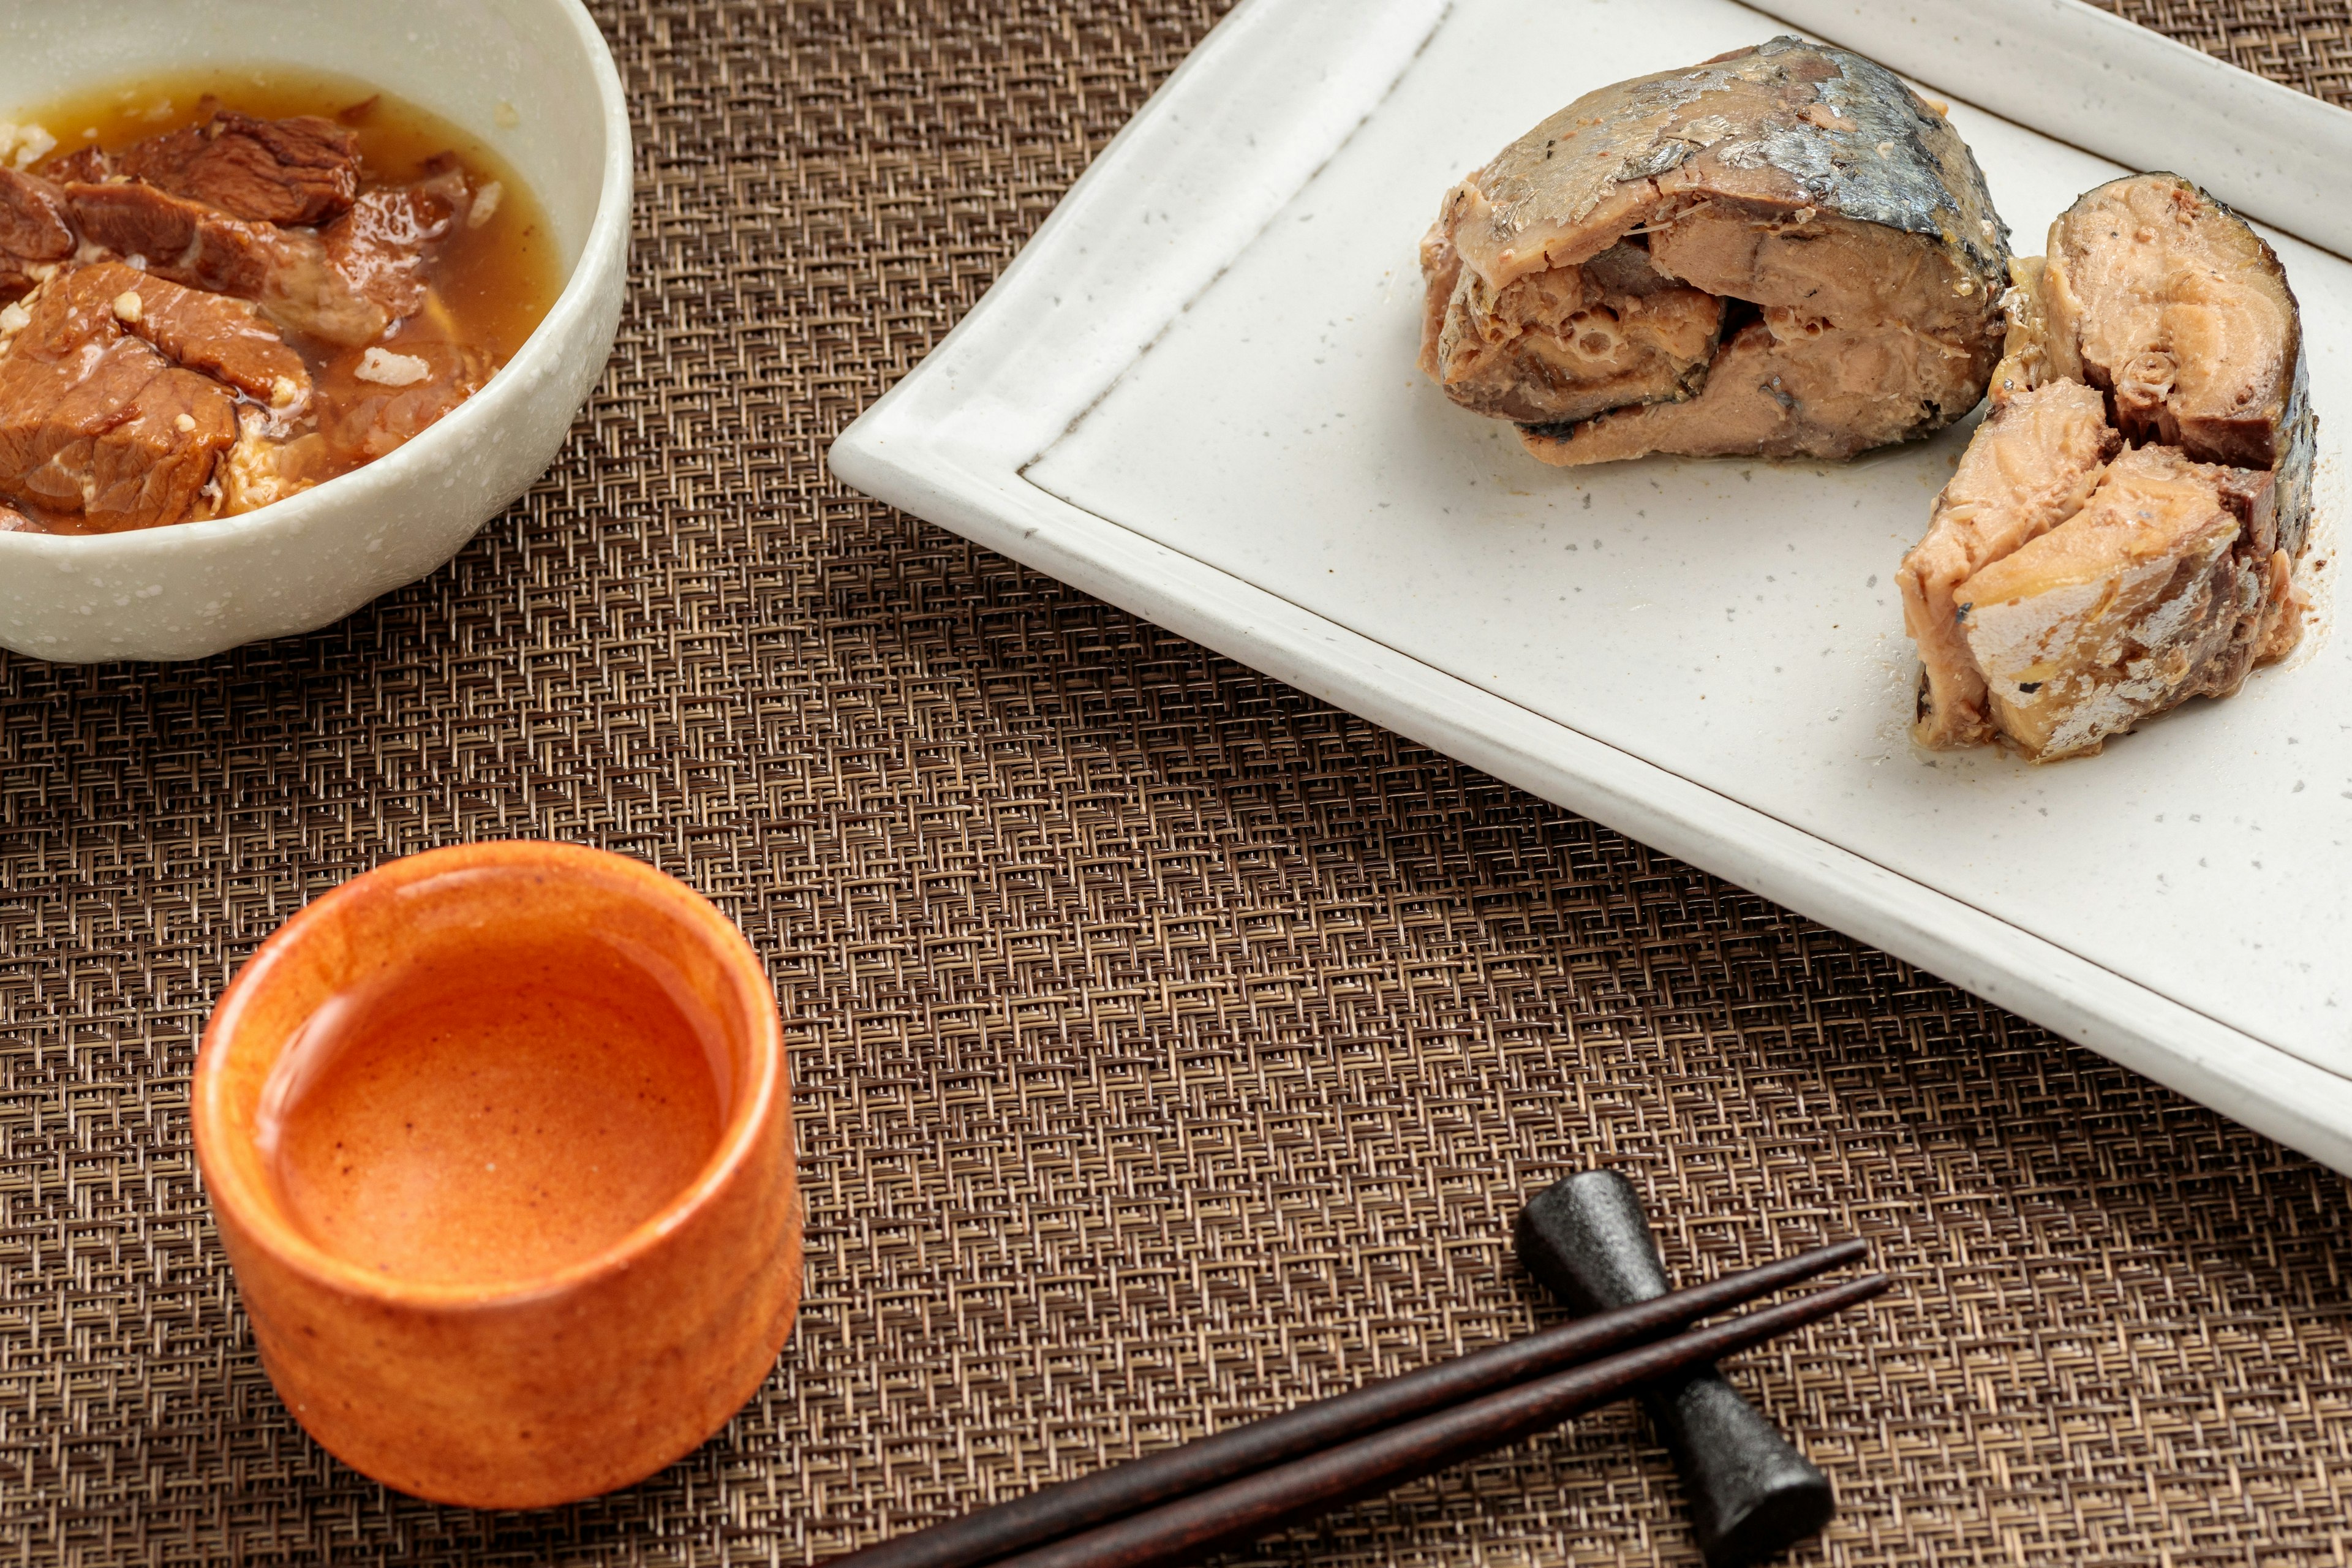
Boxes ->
[0,0,631,663]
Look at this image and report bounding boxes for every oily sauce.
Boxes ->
[256,935,727,1289]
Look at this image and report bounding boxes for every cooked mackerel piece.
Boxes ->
[1900,381,2119,748]
[1958,447,2294,761]
[2049,175,2301,463]
[1419,36,2010,465]
[2022,172,2315,551]
[1901,173,2313,761]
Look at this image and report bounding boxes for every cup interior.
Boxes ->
[199,846,775,1295]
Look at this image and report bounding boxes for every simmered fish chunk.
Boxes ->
[1423,240,1723,425]
[1957,447,2293,760]
[1899,173,2315,760]
[1899,382,2119,748]
[1419,36,2010,465]
[2045,175,2304,474]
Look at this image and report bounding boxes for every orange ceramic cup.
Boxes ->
[193,841,800,1509]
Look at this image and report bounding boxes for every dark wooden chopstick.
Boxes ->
[986,1271,1892,1568]
[827,1238,1869,1568]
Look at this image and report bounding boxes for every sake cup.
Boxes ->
[192,840,801,1509]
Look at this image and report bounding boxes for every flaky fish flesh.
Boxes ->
[1901,173,2314,761]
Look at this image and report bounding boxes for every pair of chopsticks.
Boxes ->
[827,1239,1887,1568]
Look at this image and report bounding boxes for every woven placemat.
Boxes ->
[6,1,2352,1563]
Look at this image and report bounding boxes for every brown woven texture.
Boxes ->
[6,2,2352,1564]
[2093,0,2352,97]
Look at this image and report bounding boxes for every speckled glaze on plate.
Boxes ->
[0,0,631,663]
[831,0,2352,1172]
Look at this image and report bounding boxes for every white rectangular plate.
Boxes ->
[832,0,2352,1172]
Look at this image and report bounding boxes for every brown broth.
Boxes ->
[3,68,564,534]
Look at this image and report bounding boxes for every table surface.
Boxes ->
[5,2,2351,1565]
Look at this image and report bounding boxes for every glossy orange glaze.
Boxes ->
[261,938,727,1289]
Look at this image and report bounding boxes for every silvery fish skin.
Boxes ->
[1901,172,2315,761]
[1419,36,2011,465]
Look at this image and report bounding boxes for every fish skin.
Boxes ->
[2275,345,2316,560]
[1425,36,2010,462]
[1452,37,2005,287]
[1729,41,2007,281]
[2212,193,2316,563]
[2201,187,2318,562]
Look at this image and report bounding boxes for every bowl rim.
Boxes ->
[192,840,788,1311]
[0,0,634,562]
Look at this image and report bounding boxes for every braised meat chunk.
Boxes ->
[75,260,311,404]
[0,272,239,532]
[67,179,396,346]
[0,168,74,289]
[325,170,474,327]
[318,339,489,462]
[111,107,361,226]
[40,146,110,186]
[1420,36,2010,466]
[1899,173,2315,761]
